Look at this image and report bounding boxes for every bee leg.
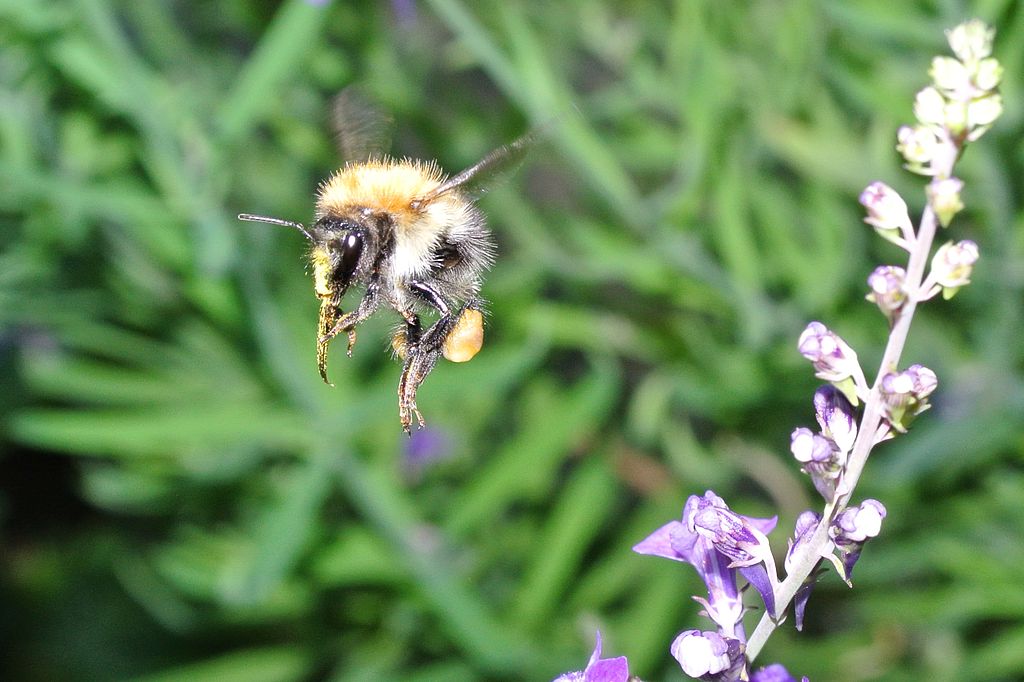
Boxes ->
[319,286,381,356]
[396,282,476,433]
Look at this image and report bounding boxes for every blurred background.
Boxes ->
[2,1,1023,680]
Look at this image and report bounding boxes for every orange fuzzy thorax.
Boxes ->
[315,158,446,226]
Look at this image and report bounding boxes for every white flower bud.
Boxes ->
[930,56,970,94]
[947,19,995,62]
[975,57,1004,91]
[931,240,979,289]
[927,177,965,228]
[967,93,1004,135]
[914,86,947,126]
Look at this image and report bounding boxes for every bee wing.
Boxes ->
[413,128,540,206]
[332,87,394,162]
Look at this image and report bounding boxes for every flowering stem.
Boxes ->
[745,141,956,663]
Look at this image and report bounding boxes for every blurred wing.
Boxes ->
[332,87,394,162]
[413,127,541,206]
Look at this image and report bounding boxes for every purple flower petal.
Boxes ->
[739,563,776,617]
[632,521,689,562]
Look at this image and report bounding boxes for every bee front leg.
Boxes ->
[319,284,381,356]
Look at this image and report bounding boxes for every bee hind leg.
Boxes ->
[397,282,479,433]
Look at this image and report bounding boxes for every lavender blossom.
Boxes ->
[552,631,630,682]
[634,492,778,637]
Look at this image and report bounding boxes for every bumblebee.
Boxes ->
[240,90,532,432]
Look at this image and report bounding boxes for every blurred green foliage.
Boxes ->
[2,1,1023,680]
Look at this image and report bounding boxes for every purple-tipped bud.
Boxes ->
[785,510,822,574]
[833,499,887,543]
[904,364,938,399]
[670,630,744,679]
[866,265,908,322]
[927,177,965,228]
[859,182,912,244]
[929,240,978,299]
[798,323,864,397]
[789,428,834,464]
[791,427,843,501]
[785,510,827,631]
[880,365,937,433]
[831,499,887,579]
[813,385,858,455]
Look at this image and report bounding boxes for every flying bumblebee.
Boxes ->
[240,89,534,432]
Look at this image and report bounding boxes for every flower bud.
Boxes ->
[930,239,979,298]
[798,323,865,402]
[866,265,907,322]
[967,93,1003,140]
[785,510,822,575]
[790,427,834,464]
[830,499,887,579]
[813,385,858,454]
[832,499,887,544]
[947,19,995,63]
[927,177,965,228]
[913,86,947,126]
[896,124,945,176]
[975,57,1003,91]
[904,364,938,399]
[929,56,970,94]
[670,630,743,679]
[880,364,937,432]
[859,181,912,244]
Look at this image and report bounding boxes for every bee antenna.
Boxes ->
[238,213,314,241]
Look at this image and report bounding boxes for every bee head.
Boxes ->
[310,216,371,293]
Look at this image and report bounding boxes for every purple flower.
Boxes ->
[750,663,809,682]
[670,630,744,680]
[552,631,629,682]
[634,491,779,634]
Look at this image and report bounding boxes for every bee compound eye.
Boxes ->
[337,231,365,282]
